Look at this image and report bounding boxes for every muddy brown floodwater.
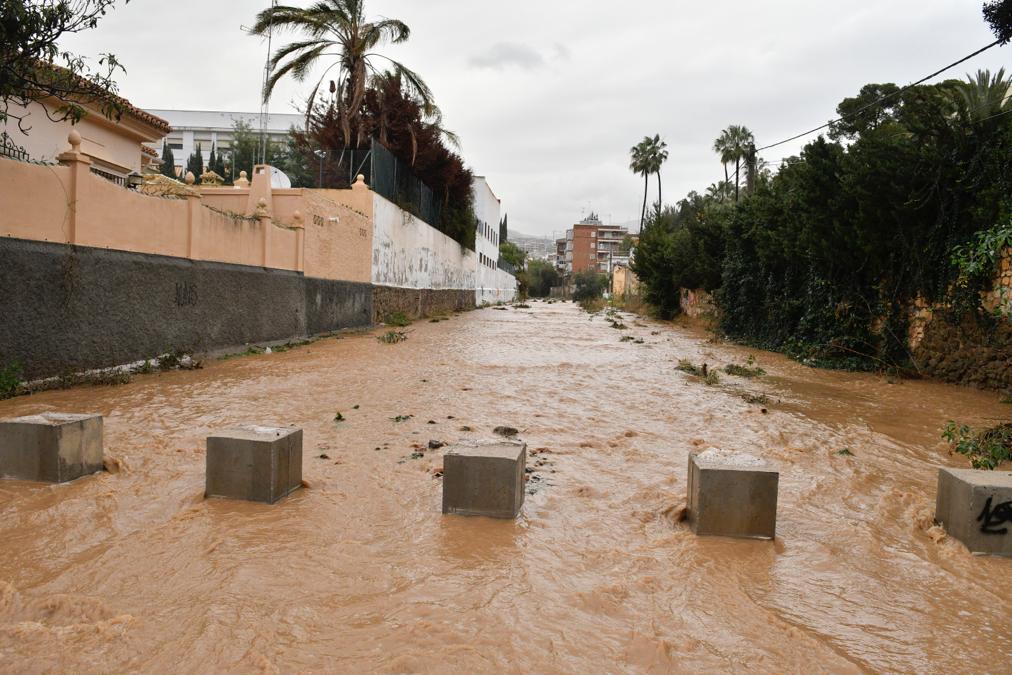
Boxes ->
[1,302,1010,673]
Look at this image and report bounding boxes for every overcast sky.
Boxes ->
[62,0,1008,238]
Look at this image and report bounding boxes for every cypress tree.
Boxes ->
[160,141,177,178]
[207,143,217,177]
[499,213,508,243]
[185,142,203,181]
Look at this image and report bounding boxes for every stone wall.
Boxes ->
[913,314,1012,390]
[680,288,716,318]
[0,237,371,380]
[372,286,474,323]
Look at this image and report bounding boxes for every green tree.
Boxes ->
[984,0,1012,43]
[499,240,526,270]
[713,125,754,201]
[1,0,130,133]
[521,259,560,298]
[185,142,203,181]
[207,143,218,177]
[572,271,608,302]
[159,141,176,178]
[956,68,1011,122]
[630,138,651,227]
[250,0,434,149]
[499,213,508,244]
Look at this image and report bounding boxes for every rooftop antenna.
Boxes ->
[257,0,278,165]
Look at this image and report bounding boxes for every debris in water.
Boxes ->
[318,453,330,460]
[494,426,519,438]
[837,448,854,456]
[377,330,409,344]
[392,415,413,423]
[428,440,445,450]
[334,412,345,422]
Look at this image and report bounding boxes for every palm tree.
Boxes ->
[630,138,651,228]
[713,125,755,202]
[956,68,1011,122]
[706,180,733,203]
[630,134,668,227]
[250,0,434,148]
[644,134,668,209]
[712,129,733,188]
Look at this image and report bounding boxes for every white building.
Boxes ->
[143,109,304,171]
[472,176,516,304]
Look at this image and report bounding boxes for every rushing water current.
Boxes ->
[1,302,1009,673]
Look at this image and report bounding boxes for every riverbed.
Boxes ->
[1,301,1008,672]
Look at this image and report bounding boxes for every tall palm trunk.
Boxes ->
[734,157,741,202]
[640,174,648,228]
[656,171,662,213]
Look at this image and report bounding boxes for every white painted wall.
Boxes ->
[472,176,517,304]
[479,268,518,305]
[371,194,477,290]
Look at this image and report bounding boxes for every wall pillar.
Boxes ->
[55,130,93,245]
[293,210,305,273]
[256,198,271,268]
[184,171,201,259]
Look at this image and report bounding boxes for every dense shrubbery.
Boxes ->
[633,72,1012,370]
[573,271,608,302]
[522,259,560,298]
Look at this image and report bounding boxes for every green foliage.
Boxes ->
[573,271,607,302]
[723,356,766,378]
[384,311,411,327]
[185,142,203,181]
[943,421,1012,469]
[713,125,755,201]
[499,240,526,270]
[984,0,1012,43]
[716,75,1012,370]
[631,196,728,319]
[377,330,408,344]
[160,141,176,178]
[951,217,1012,315]
[521,259,560,298]
[678,360,721,385]
[0,358,22,399]
[1,0,129,132]
[630,134,669,226]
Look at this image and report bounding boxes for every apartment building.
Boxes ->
[560,214,630,275]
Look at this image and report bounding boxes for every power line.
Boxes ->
[756,38,1004,152]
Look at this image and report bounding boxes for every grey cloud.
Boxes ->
[468,43,546,70]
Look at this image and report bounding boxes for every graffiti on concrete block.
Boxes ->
[175,282,198,308]
[977,496,1012,535]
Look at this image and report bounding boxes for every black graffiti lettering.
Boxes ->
[976,496,1012,535]
[175,282,198,307]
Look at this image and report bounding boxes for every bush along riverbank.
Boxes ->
[632,71,1012,388]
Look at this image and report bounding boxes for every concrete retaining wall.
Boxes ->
[0,237,371,380]
[371,194,477,290]
[372,286,474,323]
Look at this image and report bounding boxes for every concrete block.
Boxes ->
[205,425,303,504]
[687,448,778,540]
[935,468,1012,557]
[0,413,103,483]
[442,441,526,519]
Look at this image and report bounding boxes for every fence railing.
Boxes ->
[497,258,516,276]
[0,131,31,162]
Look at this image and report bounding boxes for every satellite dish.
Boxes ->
[269,166,292,189]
